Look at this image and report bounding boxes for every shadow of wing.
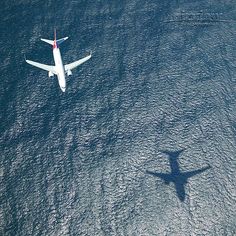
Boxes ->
[182,165,211,179]
[146,170,172,184]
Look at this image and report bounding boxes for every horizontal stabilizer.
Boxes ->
[41,38,54,45]
[65,54,92,71]
[41,37,68,46]
[56,37,68,45]
[26,59,56,73]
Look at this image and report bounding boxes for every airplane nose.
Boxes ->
[61,87,66,92]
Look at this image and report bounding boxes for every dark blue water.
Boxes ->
[1,1,236,235]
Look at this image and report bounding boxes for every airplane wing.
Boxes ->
[26,59,56,74]
[146,170,172,183]
[182,165,211,178]
[64,54,91,71]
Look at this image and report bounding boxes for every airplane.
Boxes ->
[146,150,211,201]
[25,30,91,92]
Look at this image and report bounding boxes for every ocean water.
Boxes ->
[1,1,236,235]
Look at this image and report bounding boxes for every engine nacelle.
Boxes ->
[48,71,54,77]
[67,70,72,76]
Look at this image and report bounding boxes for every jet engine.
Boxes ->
[67,70,72,76]
[48,71,54,77]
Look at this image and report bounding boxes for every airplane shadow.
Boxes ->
[146,150,211,202]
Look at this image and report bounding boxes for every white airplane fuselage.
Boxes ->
[53,46,66,92]
[25,32,92,92]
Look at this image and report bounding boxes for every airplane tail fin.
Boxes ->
[40,28,57,45]
[41,29,68,46]
[54,28,57,41]
[40,37,68,46]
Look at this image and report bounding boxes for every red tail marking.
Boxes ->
[53,29,57,49]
